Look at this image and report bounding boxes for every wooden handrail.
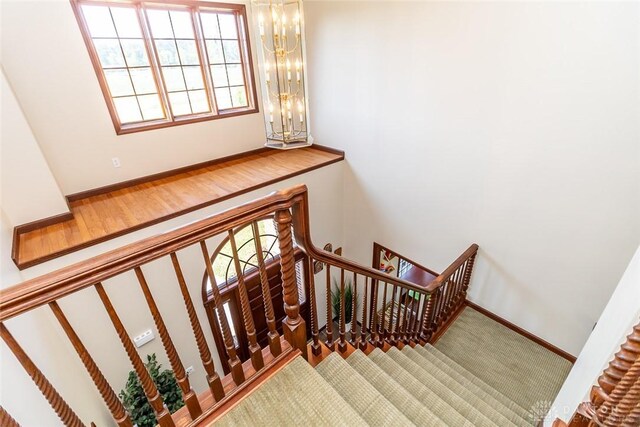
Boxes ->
[289,190,447,296]
[372,241,440,278]
[426,243,479,292]
[1,184,481,426]
[0,185,307,322]
[290,188,479,350]
[0,185,311,426]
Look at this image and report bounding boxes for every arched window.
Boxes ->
[202,216,309,371]
[206,217,281,294]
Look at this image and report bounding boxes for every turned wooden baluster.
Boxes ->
[445,269,459,315]
[307,256,321,356]
[413,294,425,341]
[461,252,477,299]
[432,286,442,328]
[453,260,468,308]
[407,293,418,342]
[0,324,85,427]
[401,290,411,344]
[170,253,224,401]
[251,222,282,357]
[420,291,436,342]
[350,272,358,346]
[337,268,347,353]
[359,277,369,351]
[624,404,640,427]
[275,209,308,359]
[392,285,402,345]
[598,356,640,426]
[94,283,174,427]
[200,242,245,385]
[441,283,450,324]
[410,294,421,342]
[325,264,334,350]
[379,281,389,347]
[436,284,447,327]
[0,406,20,427]
[369,279,379,346]
[134,267,201,419]
[592,322,640,406]
[455,264,465,304]
[444,270,458,321]
[0,407,19,427]
[228,229,264,371]
[49,302,133,427]
[403,293,415,343]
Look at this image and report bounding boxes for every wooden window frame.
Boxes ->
[70,0,259,135]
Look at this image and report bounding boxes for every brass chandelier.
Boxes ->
[252,0,312,149]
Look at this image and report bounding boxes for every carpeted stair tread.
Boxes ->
[216,356,367,426]
[356,348,481,427]
[434,306,573,411]
[418,343,533,424]
[402,346,532,426]
[384,347,520,427]
[315,353,415,426]
[346,349,451,426]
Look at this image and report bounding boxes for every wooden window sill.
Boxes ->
[12,145,344,270]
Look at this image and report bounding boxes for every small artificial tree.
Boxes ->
[119,353,184,427]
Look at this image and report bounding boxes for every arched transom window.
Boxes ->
[206,217,281,293]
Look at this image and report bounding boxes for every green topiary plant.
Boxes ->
[331,278,359,325]
[119,353,184,427]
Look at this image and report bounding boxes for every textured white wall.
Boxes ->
[0,163,344,426]
[1,71,69,225]
[1,0,266,195]
[305,0,640,355]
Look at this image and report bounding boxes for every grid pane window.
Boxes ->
[81,4,165,124]
[147,9,210,117]
[73,0,256,134]
[201,11,248,110]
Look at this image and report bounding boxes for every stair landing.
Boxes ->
[12,146,343,269]
[434,305,574,411]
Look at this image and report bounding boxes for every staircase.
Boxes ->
[215,343,536,426]
[3,184,630,427]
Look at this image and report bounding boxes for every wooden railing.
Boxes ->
[562,319,640,426]
[289,188,479,355]
[0,186,312,426]
[0,184,479,425]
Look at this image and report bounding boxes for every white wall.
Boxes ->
[1,0,266,195]
[305,0,640,355]
[0,163,344,426]
[1,70,69,225]
[548,245,640,425]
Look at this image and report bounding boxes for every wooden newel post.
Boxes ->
[275,209,308,359]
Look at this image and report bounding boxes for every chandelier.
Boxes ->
[252,0,312,149]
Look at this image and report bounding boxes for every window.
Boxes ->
[207,217,281,292]
[206,216,305,301]
[398,258,413,277]
[72,0,257,134]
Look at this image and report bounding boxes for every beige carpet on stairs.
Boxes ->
[215,356,367,426]
[434,306,573,413]
[216,305,573,426]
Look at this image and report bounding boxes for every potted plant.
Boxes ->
[331,278,359,331]
[119,353,184,427]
